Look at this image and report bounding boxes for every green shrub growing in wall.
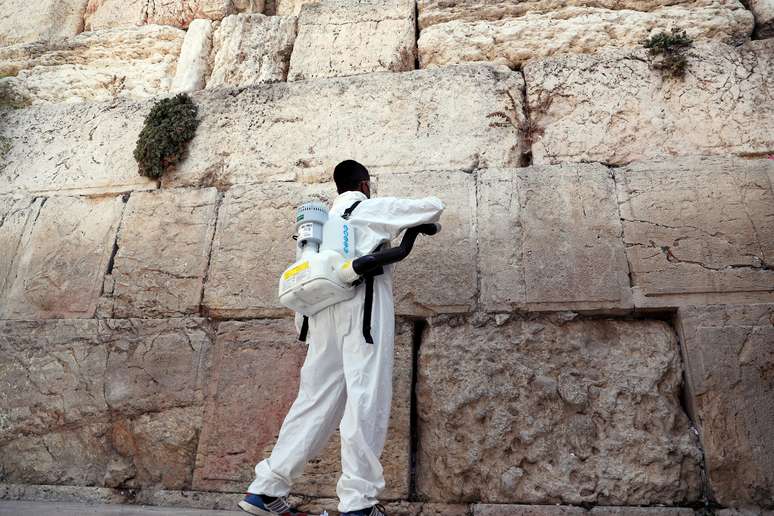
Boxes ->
[643,28,693,77]
[134,93,199,178]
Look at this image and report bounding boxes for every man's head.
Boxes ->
[333,159,370,198]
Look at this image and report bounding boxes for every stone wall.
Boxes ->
[0,0,773,513]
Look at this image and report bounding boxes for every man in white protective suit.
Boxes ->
[238,160,445,516]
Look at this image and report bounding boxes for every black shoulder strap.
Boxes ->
[298,316,309,342]
[342,200,362,220]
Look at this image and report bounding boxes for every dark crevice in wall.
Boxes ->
[413,1,421,71]
[199,191,224,317]
[518,72,533,167]
[409,318,428,502]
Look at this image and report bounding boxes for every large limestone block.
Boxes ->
[375,171,477,315]
[750,0,774,36]
[0,195,43,301]
[416,0,732,28]
[416,315,702,504]
[0,102,157,196]
[172,18,214,93]
[192,319,413,498]
[104,187,219,318]
[276,0,317,15]
[208,14,297,87]
[0,195,123,319]
[0,0,87,47]
[419,1,752,69]
[478,165,631,313]
[616,156,774,307]
[0,25,185,105]
[202,182,332,318]
[287,0,415,81]
[473,506,695,516]
[677,304,774,508]
[84,0,250,30]
[523,40,774,166]
[162,64,526,188]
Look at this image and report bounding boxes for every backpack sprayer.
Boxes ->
[278,201,440,317]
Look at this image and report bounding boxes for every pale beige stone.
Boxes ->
[0,25,185,105]
[287,0,415,81]
[419,1,753,69]
[524,40,774,165]
[0,0,88,47]
[474,505,587,516]
[677,304,774,508]
[416,315,702,504]
[105,187,219,318]
[275,0,317,15]
[0,196,43,303]
[193,319,412,498]
[83,0,246,30]
[172,18,214,93]
[208,14,297,87]
[202,182,333,318]
[616,156,774,304]
[0,195,123,319]
[750,0,774,36]
[162,64,526,188]
[375,171,477,315]
[0,101,157,196]
[478,165,631,313]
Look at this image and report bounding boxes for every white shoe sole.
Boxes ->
[238,500,275,516]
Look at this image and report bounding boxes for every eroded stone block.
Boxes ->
[419,1,752,69]
[208,14,296,87]
[524,40,774,165]
[0,195,123,319]
[192,319,412,498]
[106,187,219,318]
[678,304,774,508]
[83,0,248,30]
[416,315,702,504]
[162,64,526,188]
[750,0,774,36]
[0,195,43,303]
[172,18,214,93]
[0,0,88,47]
[0,102,157,196]
[616,156,774,305]
[0,25,185,105]
[478,165,631,312]
[287,0,415,81]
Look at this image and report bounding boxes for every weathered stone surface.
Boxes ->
[524,40,774,166]
[100,318,212,415]
[419,1,752,69]
[192,319,413,498]
[275,0,316,15]
[478,165,631,313]
[0,195,43,302]
[83,0,247,31]
[416,315,702,504]
[208,14,296,88]
[202,182,331,318]
[172,19,214,93]
[287,0,415,81]
[375,171,477,315]
[0,102,157,196]
[590,509,695,515]
[0,25,185,105]
[162,64,526,188]
[417,0,738,28]
[474,505,586,516]
[616,156,774,306]
[750,0,774,36]
[0,195,123,319]
[104,187,219,318]
[677,304,774,508]
[0,0,87,47]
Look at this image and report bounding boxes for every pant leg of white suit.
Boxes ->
[247,272,395,514]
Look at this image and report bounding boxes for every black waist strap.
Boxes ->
[361,266,383,345]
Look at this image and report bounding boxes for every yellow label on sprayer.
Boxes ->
[283,261,310,281]
[341,260,352,270]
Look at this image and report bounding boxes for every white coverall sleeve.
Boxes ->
[352,196,445,241]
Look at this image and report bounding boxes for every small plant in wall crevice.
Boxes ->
[643,27,693,78]
[134,93,199,178]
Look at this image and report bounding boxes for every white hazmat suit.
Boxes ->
[248,190,445,513]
